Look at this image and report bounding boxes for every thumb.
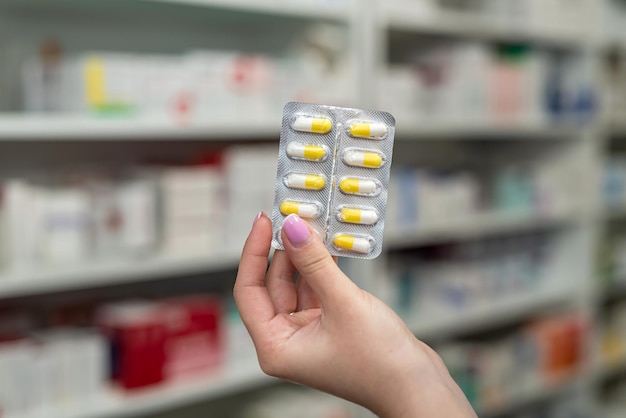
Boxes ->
[281,214,357,305]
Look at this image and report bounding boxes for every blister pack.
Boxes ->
[271,102,396,259]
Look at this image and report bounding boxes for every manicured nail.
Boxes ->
[253,211,264,227]
[283,214,311,246]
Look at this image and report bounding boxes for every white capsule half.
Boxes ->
[333,234,372,254]
[349,122,388,140]
[291,116,332,134]
[286,142,327,162]
[280,201,320,219]
[284,173,326,190]
[338,207,379,225]
[343,150,384,169]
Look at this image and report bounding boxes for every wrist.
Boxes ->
[369,340,475,418]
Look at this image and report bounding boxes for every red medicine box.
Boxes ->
[98,301,167,390]
[160,296,223,380]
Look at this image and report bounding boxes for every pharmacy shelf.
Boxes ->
[0,114,281,141]
[394,121,583,141]
[54,362,273,418]
[409,287,577,341]
[0,251,241,299]
[384,5,596,48]
[143,0,352,21]
[386,210,579,249]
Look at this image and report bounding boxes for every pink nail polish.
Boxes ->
[283,214,311,245]
[253,211,263,226]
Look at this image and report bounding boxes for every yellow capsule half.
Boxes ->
[280,201,320,219]
[339,207,379,225]
[286,142,327,162]
[339,178,380,196]
[284,173,326,190]
[333,234,372,254]
[349,122,388,140]
[292,116,332,134]
[343,150,384,169]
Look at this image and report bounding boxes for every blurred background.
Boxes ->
[0,0,625,417]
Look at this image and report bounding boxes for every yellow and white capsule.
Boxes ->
[339,177,380,196]
[284,173,326,190]
[343,150,384,169]
[333,234,373,254]
[338,207,379,225]
[286,142,327,162]
[349,122,388,140]
[279,201,321,219]
[291,115,332,134]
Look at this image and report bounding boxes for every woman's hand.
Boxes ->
[234,212,476,418]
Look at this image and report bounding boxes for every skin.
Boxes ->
[233,212,477,418]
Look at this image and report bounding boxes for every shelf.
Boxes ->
[53,361,273,418]
[386,210,579,249]
[0,114,281,141]
[394,121,584,141]
[408,287,576,341]
[142,0,352,21]
[384,5,596,48]
[0,251,241,299]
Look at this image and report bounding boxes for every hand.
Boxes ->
[234,212,476,418]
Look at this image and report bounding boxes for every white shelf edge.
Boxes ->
[595,357,626,382]
[140,0,352,21]
[408,287,576,341]
[0,114,281,141]
[0,115,588,142]
[0,251,241,299]
[602,205,626,220]
[384,5,597,48]
[479,376,584,418]
[53,362,273,418]
[609,120,626,136]
[386,211,579,249]
[601,282,626,300]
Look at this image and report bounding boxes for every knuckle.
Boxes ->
[298,250,331,277]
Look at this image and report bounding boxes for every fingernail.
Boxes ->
[253,211,264,227]
[283,214,310,246]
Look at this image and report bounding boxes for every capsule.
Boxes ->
[284,173,325,190]
[349,122,388,140]
[333,234,372,254]
[343,150,384,168]
[339,178,380,196]
[291,116,332,134]
[286,142,327,162]
[338,207,379,225]
[280,201,320,219]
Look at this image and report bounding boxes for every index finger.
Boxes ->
[234,212,275,339]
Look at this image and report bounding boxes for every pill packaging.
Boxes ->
[271,102,395,259]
